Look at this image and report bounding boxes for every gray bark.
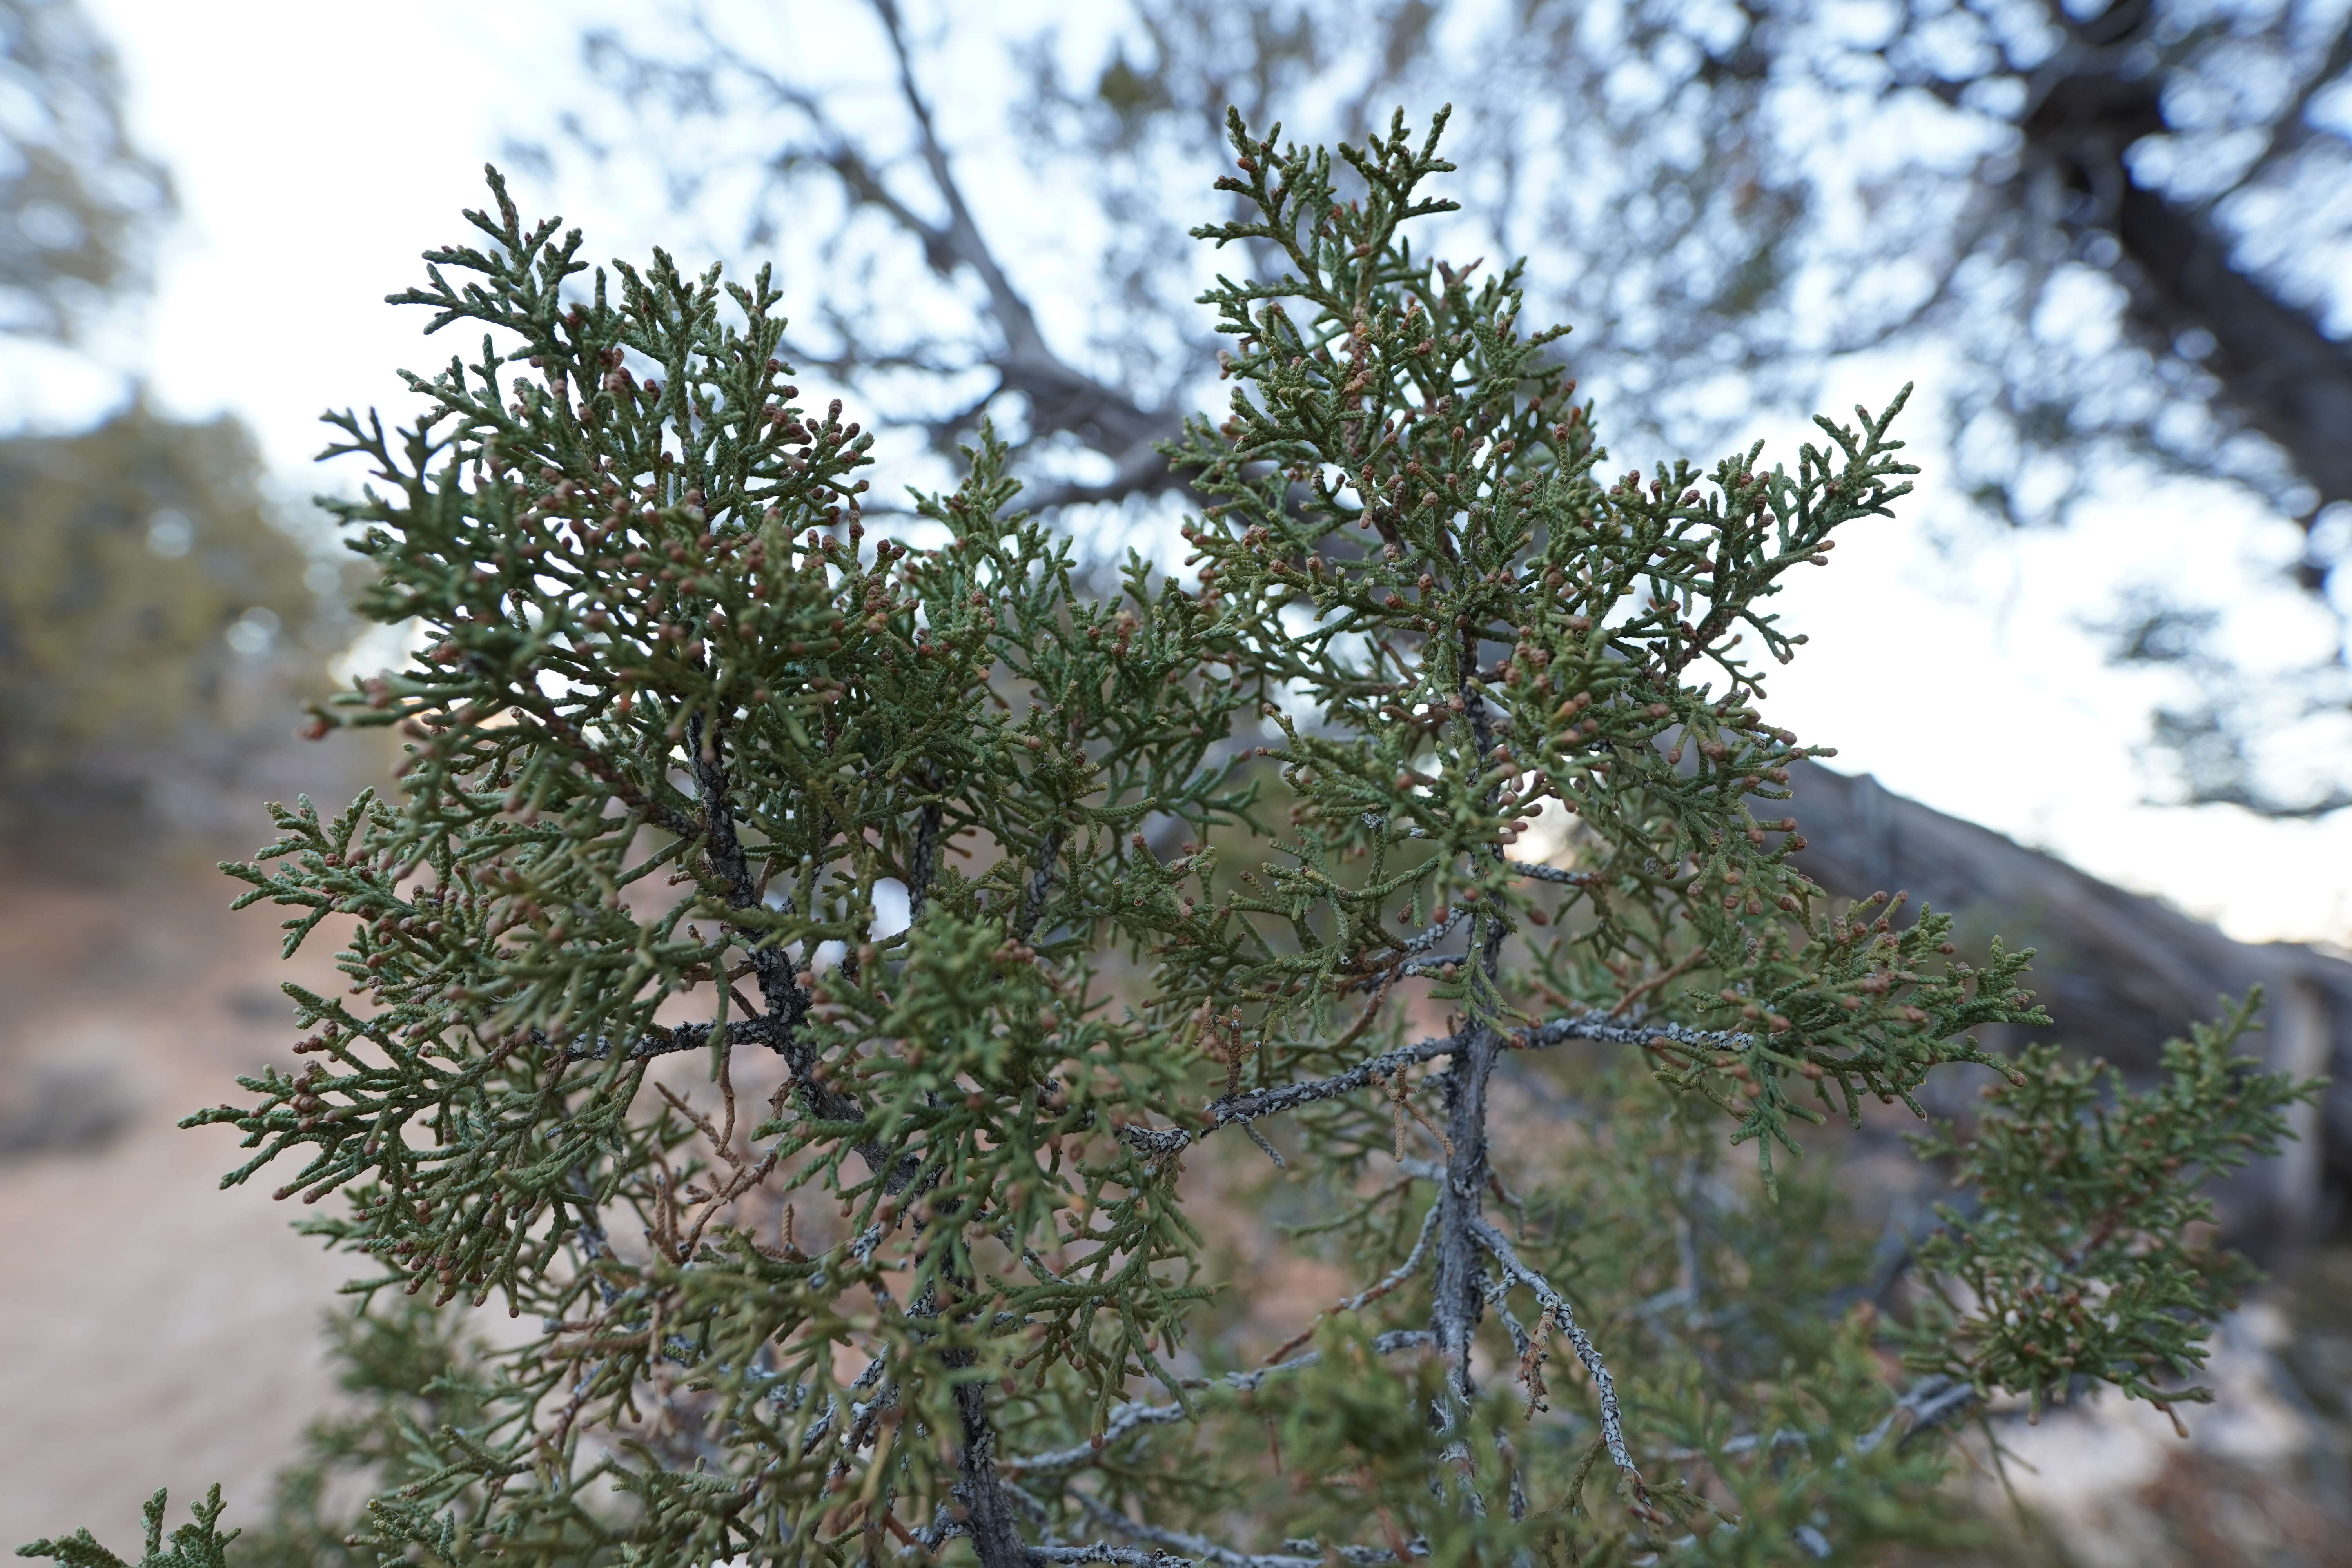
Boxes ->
[2018,0,2352,535]
[1786,759,2352,1255]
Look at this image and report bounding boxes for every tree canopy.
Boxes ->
[0,0,173,345]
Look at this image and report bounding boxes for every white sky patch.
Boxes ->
[331,617,429,688]
[1509,784,1581,871]
[870,878,912,940]
[1761,347,2352,946]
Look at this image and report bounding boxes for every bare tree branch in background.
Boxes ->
[2011,0,2352,535]
[572,0,1200,515]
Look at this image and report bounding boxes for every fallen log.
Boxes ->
[1786,760,2348,1257]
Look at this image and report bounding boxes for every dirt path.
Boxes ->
[0,855,355,1548]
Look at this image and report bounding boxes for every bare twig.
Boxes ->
[1239,1122,1287,1168]
[1015,823,1067,943]
[1385,909,1472,962]
[560,1011,789,1063]
[1469,1216,1641,1487]
[1430,1013,1503,1405]
[1064,1487,1399,1568]
[907,797,944,921]
[1007,1329,1436,1480]
[1116,1010,1755,1158]
[1369,1065,1452,1162]
[1611,949,1708,1017]
[1265,1205,1445,1365]
[652,1053,783,1260]
[865,0,1181,477]
[1505,859,1601,886]
[1856,1374,1978,1454]
[1653,1370,1982,1471]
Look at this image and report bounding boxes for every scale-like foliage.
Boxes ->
[18,1491,235,1568]
[1901,995,2311,1424]
[20,113,2319,1568]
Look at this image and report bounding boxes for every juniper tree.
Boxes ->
[20,112,2319,1568]
[584,0,2352,818]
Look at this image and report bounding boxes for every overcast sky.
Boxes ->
[11,0,2349,947]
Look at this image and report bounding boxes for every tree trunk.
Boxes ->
[2022,0,2352,540]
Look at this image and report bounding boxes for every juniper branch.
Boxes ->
[1469,1217,1637,1484]
[20,105,2301,1568]
[1008,1330,1439,1481]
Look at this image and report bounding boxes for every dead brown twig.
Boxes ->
[1611,948,1707,1017]
[653,1049,784,1260]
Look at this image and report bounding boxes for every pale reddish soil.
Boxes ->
[0,850,358,1548]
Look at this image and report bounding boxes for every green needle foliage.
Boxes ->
[22,111,2321,1568]
[1900,995,2313,1428]
[19,1489,235,1568]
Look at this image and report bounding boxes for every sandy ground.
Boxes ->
[0,854,358,1549]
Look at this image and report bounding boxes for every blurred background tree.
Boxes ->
[0,405,334,838]
[0,0,171,343]
[0,0,335,856]
[559,0,2352,818]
